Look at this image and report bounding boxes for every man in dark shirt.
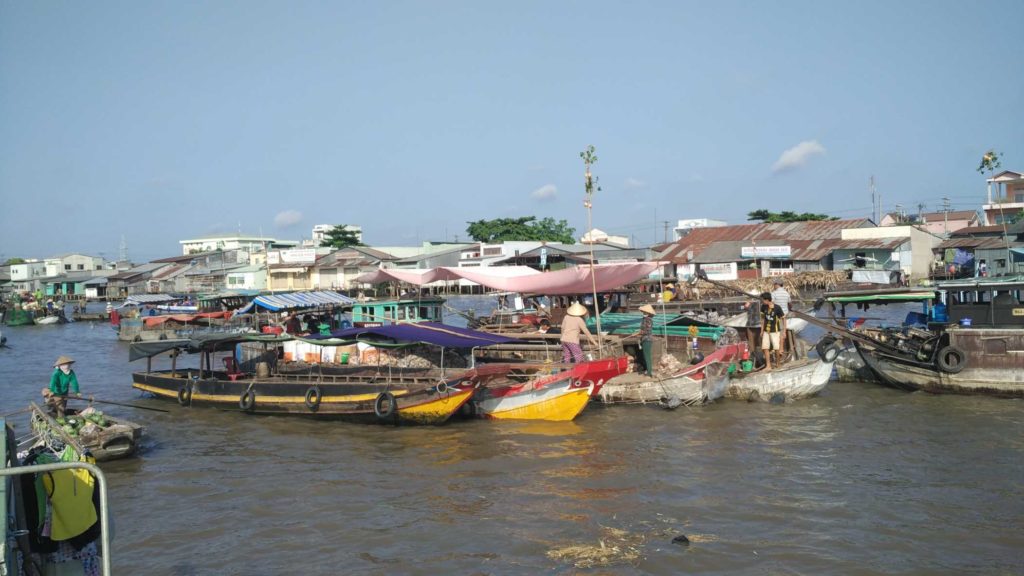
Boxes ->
[759,292,786,370]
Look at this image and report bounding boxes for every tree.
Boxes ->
[3,257,25,265]
[747,210,838,223]
[465,216,576,243]
[322,225,364,248]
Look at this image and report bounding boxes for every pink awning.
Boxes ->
[354,263,663,295]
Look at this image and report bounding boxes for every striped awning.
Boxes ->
[121,294,181,307]
[235,291,356,314]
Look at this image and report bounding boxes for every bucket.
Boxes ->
[727,363,736,374]
[340,352,350,364]
[741,360,754,372]
[959,317,972,327]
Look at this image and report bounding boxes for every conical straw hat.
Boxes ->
[53,355,75,367]
[566,302,588,316]
[639,304,656,315]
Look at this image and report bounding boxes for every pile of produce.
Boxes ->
[55,408,108,437]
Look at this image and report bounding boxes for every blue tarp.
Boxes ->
[234,291,357,314]
[305,322,518,348]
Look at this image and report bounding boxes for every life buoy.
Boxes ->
[177,384,192,406]
[304,386,322,411]
[936,345,966,374]
[373,391,396,419]
[239,388,256,411]
[434,381,448,394]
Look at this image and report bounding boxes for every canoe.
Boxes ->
[467,356,630,421]
[724,357,834,402]
[132,367,476,425]
[29,403,143,462]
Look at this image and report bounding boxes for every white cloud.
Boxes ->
[531,184,557,201]
[274,209,303,228]
[771,140,826,173]
[624,177,647,190]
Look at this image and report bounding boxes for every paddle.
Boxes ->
[68,396,170,413]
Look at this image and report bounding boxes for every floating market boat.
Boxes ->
[130,325,519,425]
[724,356,836,402]
[597,342,746,405]
[467,355,630,421]
[849,277,1024,396]
[29,403,143,462]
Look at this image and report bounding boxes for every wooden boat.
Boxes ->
[724,357,834,402]
[466,356,630,421]
[29,403,143,462]
[129,326,518,425]
[3,307,35,326]
[597,342,746,405]
[819,278,1024,396]
[34,315,62,325]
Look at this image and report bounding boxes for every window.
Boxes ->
[77,264,85,270]
[64,264,71,271]
[854,253,867,268]
[996,259,1007,268]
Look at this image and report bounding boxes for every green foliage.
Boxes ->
[465,216,576,243]
[977,149,1002,175]
[747,210,838,223]
[3,257,25,265]
[322,225,364,248]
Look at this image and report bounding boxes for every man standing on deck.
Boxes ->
[771,278,791,356]
[759,293,786,370]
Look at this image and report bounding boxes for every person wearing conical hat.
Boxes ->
[560,302,597,363]
[44,355,81,418]
[637,304,657,376]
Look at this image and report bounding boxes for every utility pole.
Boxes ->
[942,196,951,234]
[662,220,671,243]
[895,204,903,223]
[917,202,926,223]
[869,176,878,223]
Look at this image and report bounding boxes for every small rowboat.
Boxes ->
[724,357,834,402]
[29,403,143,461]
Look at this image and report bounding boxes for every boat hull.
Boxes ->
[132,370,475,425]
[474,380,594,421]
[725,358,833,401]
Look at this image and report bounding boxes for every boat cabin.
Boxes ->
[938,277,1024,328]
[351,297,445,327]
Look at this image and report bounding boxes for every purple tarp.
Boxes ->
[305,322,518,348]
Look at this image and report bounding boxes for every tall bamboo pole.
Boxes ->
[581,146,603,350]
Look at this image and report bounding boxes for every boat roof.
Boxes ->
[233,290,357,314]
[825,288,937,304]
[306,322,517,348]
[936,275,1024,291]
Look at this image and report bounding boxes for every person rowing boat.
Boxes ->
[42,355,83,418]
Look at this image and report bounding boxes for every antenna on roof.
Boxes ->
[119,235,128,262]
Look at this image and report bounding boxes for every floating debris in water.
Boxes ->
[671,534,690,546]
[546,526,643,568]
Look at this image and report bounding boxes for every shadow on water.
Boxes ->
[1,311,1022,574]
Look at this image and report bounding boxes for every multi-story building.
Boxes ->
[982,170,1024,225]
[178,234,299,256]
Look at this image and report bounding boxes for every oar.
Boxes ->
[68,396,170,413]
[0,407,30,419]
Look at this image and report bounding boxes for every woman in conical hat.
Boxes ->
[44,355,81,418]
[560,302,596,363]
[637,304,656,376]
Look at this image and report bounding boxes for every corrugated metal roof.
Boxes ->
[950,225,1007,236]
[660,218,873,263]
[939,237,1015,250]
[234,290,356,313]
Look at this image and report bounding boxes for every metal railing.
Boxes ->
[0,461,112,576]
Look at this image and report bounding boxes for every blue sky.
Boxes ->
[2,0,1022,262]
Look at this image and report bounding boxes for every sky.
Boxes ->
[2,0,1022,263]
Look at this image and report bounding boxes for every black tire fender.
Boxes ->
[820,343,841,363]
[936,345,966,374]
[815,338,839,361]
[304,385,322,411]
[177,384,192,406]
[239,388,256,411]
[374,391,396,419]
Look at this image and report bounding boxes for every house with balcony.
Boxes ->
[8,260,48,293]
[312,246,392,290]
[981,170,1024,225]
[179,233,299,256]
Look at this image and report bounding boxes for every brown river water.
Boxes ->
[1,299,1021,575]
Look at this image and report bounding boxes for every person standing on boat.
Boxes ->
[771,278,791,355]
[759,293,786,371]
[560,302,597,363]
[638,304,656,376]
[43,355,82,418]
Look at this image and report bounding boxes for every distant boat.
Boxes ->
[34,315,61,325]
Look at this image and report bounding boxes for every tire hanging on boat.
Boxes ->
[239,388,256,411]
[177,384,192,406]
[434,381,448,394]
[304,385,322,411]
[820,344,841,363]
[374,391,396,419]
[815,337,839,361]
[936,345,966,374]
